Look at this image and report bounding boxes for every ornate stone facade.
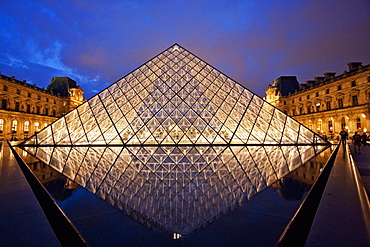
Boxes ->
[0,74,85,140]
[266,62,370,140]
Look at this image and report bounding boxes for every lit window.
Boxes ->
[24,121,29,132]
[356,115,361,129]
[12,120,18,132]
[318,119,322,132]
[35,122,40,132]
[63,101,67,106]
[0,119,3,132]
[328,119,333,131]
[340,118,346,130]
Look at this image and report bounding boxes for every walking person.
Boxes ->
[361,133,368,146]
[339,129,348,144]
[352,131,362,154]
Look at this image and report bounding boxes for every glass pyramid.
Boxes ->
[21,44,327,146]
[18,44,330,235]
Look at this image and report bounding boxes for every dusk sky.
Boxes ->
[1,0,369,99]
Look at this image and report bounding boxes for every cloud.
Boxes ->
[0,0,369,99]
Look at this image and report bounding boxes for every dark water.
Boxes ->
[20,146,332,246]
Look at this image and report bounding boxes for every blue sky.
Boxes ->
[1,0,369,99]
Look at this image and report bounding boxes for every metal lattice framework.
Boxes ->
[19,44,329,235]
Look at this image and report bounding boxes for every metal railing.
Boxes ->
[275,142,340,246]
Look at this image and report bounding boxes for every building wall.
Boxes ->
[266,63,370,140]
[0,74,85,141]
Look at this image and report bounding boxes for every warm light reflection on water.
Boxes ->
[19,144,331,245]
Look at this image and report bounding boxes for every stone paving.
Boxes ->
[349,143,370,198]
[0,141,60,246]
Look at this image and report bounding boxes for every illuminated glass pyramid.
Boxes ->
[22,44,326,147]
[19,44,329,235]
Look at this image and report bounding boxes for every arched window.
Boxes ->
[12,120,18,132]
[340,117,346,130]
[317,119,323,132]
[0,119,4,133]
[356,115,361,130]
[328,119,333,132]
[308,120,313,130]
[24,121,29,132]
[35,122,40,132]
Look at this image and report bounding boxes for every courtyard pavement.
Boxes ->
[0,141,61,246]
[306,143,370,246]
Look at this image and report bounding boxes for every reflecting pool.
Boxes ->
[18,144,331,246]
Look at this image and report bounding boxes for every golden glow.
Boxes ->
[19,44,330,236]
[25,144,327,235]
[173,233,182,240]
[30,44,326,146]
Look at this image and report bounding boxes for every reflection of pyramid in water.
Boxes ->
[19,44,329,235]
[22,144,326,235]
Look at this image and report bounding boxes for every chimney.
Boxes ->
[324,72,336,81]
[347,62,362,72]
[306,80,315,87]
[314,77,325,84]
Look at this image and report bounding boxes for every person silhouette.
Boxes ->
[339,129,348,144]
[352,131,362,154]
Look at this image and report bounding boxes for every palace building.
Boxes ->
[0,74,85,141]
[265,62,370,140]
